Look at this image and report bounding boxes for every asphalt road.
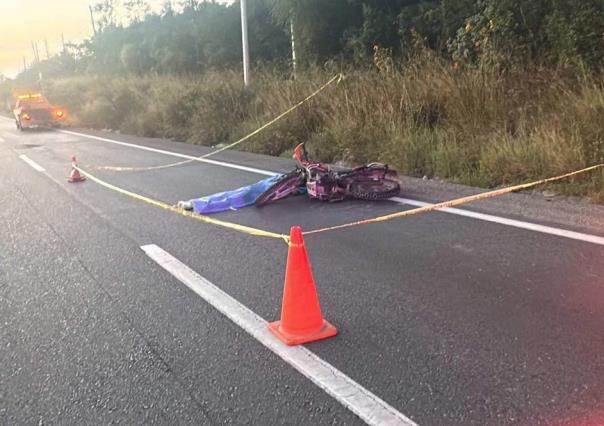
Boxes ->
[1,118,603,425]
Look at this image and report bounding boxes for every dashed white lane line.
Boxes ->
[142,243,417,426]
[59,128,604,246]
[19,154,46,172]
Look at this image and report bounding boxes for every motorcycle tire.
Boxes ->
[255,172,303,207]
[350,179,400,200]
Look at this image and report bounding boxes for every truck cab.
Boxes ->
[13,93,67,131]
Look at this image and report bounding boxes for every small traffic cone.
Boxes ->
[268,226,337,346]
[67,155,85,183]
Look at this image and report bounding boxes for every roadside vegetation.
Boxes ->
[2,0,603,200]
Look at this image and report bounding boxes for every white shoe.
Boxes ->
[177,200,193,210]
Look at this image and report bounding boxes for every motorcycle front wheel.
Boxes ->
[255,172,304,207]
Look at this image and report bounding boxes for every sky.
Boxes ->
[0,0,191,78]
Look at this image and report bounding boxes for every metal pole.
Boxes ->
[290,17,297,79]
[89,4,97,35]
[31,42,37,63]
[240,0,250,86]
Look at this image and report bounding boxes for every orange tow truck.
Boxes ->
[13,93,67,131]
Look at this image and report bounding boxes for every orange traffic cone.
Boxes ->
[268,226,338,346]
[67,155,85,183]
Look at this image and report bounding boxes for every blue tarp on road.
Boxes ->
[191,174,282,214]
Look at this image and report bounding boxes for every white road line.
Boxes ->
[392,197,604,246]
[58,129,276,177]
[19,154,46,172]
[60,128,604,246]
[142,244,417,426]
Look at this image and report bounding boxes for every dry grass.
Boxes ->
[5,60,602,201]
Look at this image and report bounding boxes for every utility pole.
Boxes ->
[240,0,250,86]
[44,39,50,60]
[89,4,97,35]
[61,33,66,53]
[23,56,27,72]
[290,17,297,79]
[31,41,39,63]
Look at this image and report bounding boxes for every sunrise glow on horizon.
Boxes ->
[0,1,94,77]
[0,0,196,77]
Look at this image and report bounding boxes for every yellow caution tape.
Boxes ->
[92,73,344,173]
[76,156,601,242]
[303,164,603,236]
[75,166,290,243]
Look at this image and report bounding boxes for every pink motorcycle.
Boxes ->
[255,143,400,206]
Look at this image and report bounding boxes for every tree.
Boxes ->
[16,0,604,81]
[120,43,151,74]
[123,0,151,23]
[93,0,119,32]
[447,0,604,67]
[269,0,359,65]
